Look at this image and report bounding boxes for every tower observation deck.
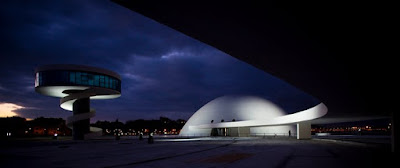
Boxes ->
[35,64,121,140]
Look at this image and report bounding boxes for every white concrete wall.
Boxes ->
[179,96,286,136]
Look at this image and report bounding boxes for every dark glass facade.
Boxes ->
[35,70,121,92]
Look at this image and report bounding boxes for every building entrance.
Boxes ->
[211,128,230,136]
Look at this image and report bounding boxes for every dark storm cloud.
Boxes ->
[1,0,197,69]
[1,0,319,122]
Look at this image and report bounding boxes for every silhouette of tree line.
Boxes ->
[0,116,70,138]
[1,116,186,138]
[91,117,186,135]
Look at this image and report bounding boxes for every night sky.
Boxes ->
[0,0,319,122]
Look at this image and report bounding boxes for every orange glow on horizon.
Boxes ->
[0,102,25,118]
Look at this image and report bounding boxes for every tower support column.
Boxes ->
[72,98,90,140]
[297,122,311,139]
[392,111,399,153]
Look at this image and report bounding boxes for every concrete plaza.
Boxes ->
[0,136,394,168]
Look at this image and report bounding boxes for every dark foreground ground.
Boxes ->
[0,136,395,168]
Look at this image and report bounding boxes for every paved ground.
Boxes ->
[0,136,395,168]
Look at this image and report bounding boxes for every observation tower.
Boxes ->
[35,65,121,140]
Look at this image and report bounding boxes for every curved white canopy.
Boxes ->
[193,103,327,129]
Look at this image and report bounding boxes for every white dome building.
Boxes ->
[179,96,327,139]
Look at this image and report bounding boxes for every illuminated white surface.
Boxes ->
[179,96,327,136]
[35,86,89,98]
[58,88,121,128]
[54,89,120,112]
[194,103,327,128]
[66,109,96,126]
